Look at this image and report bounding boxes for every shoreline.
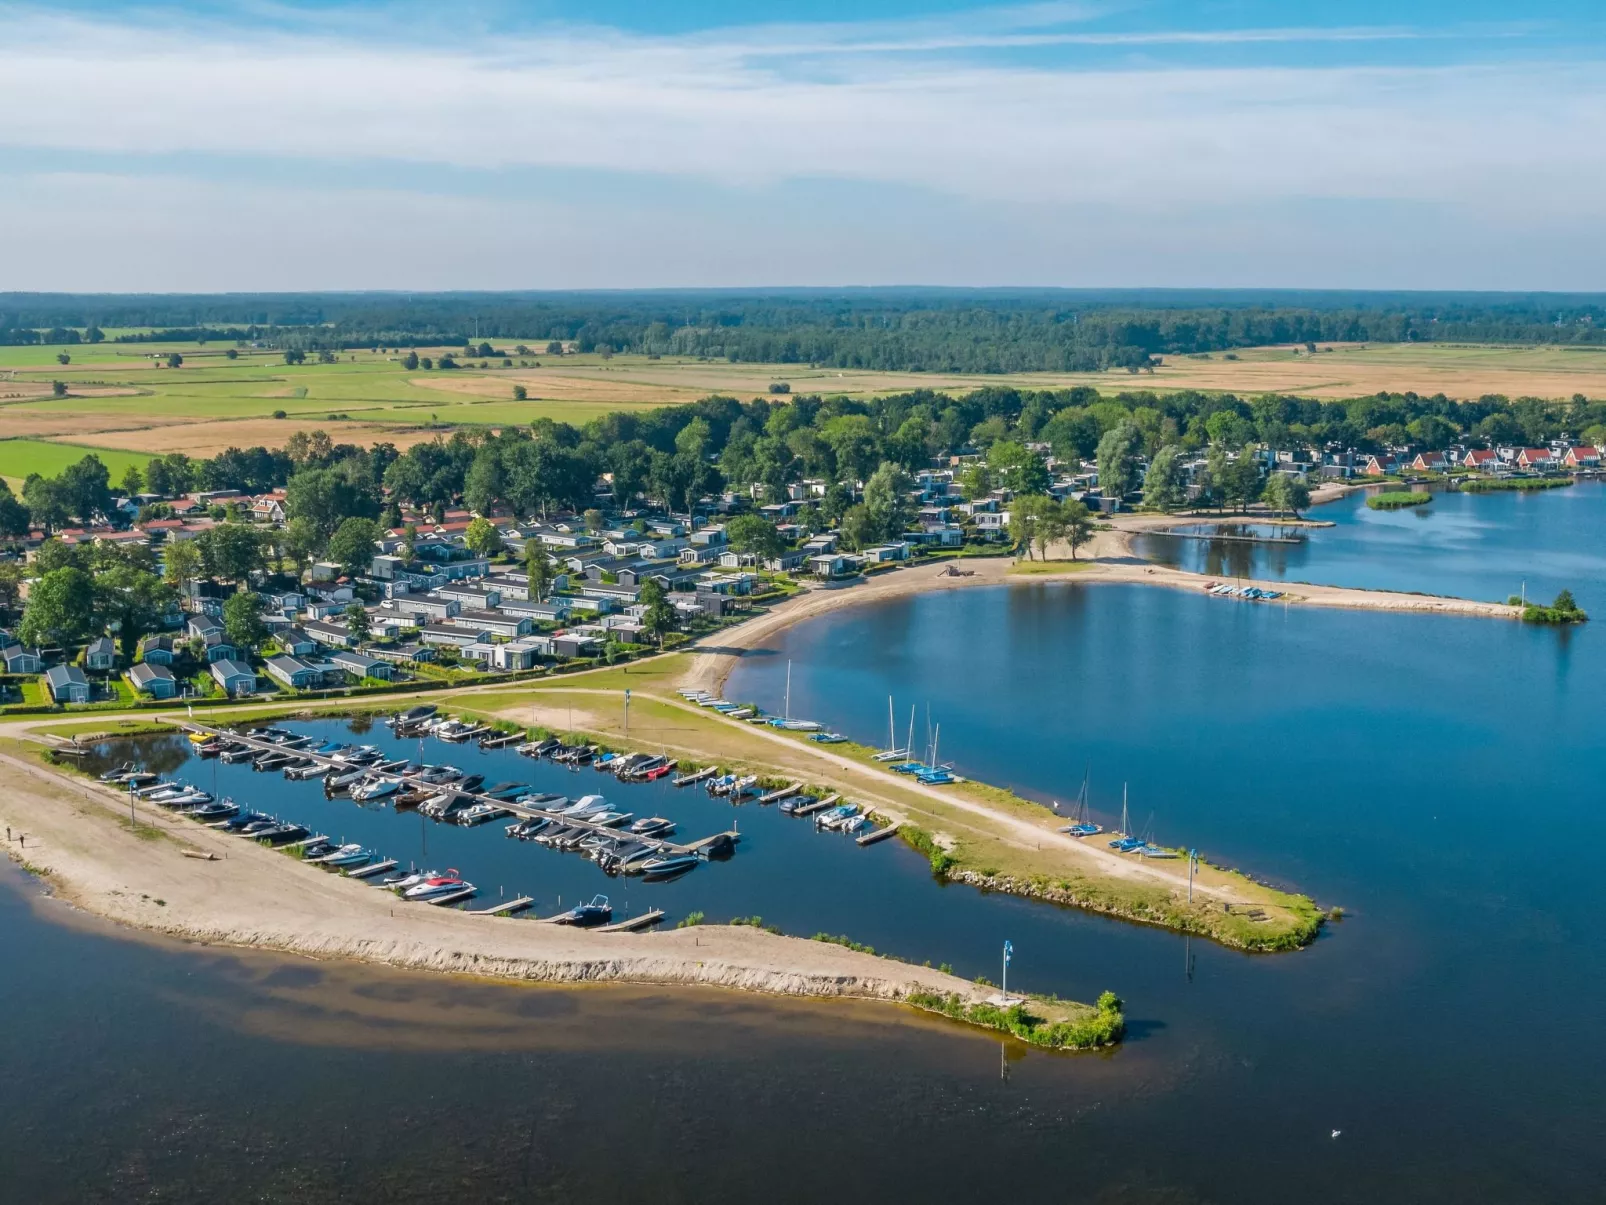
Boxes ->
[0,736,1119,1048]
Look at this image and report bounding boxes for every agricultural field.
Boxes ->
[3,338,1606,468]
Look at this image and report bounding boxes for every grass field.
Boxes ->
[0,439,151,488]
[3,338,1606,463]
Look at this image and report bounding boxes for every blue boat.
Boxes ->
[550,894,613,926]
[1059,768,1104,836]
[916,769,956,785]
[1108,836,1145,852]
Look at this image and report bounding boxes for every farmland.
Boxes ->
[5,338,1606,468]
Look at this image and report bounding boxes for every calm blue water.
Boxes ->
[727,582,1606,1201]
[1131,481,1606,609]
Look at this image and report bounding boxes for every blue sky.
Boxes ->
[2,0,1603,291]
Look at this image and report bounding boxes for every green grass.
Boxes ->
[0,439,151,481]
[1367,490,1433,510]
[1460,476,1574,493]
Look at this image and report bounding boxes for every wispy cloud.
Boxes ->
[0,3,1601,288]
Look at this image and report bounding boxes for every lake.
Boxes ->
[1130,480,1606,609]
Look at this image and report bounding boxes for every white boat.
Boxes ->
[455,803,509,826]
[558,794,610,817]
[351,777,401,802]
[403,872,472,902]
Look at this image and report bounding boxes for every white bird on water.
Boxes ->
[1331,1130,1342,1140]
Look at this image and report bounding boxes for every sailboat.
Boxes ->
[1060,768,1103,837]
[873,697,910,761]
[1108,785,1145,852]
[1135,812,1177,858]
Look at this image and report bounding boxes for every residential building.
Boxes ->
[128,662,177,699]
[330,650,393,681]
[210,659,258,697]
[1516,448,1557,471]
[136,635,175,665]
[302,619,356,649]
[436,582,502,609]
[45,665,91,703]
[278,627,318,658]
[263,656,338,690]
[369,642,437,665]
[3,646,41,674]
[85,636,117,670]
[202,631,238,664]
[448,609,532,639]
[419,623,489,649]
[809,553,852,578]
[1563,446,1601,469]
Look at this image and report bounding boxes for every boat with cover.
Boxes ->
[253,823,310,845]
[777,795,818,815]
[351,777,401,802]
[549,894,612,925]
[505,817,550,840]
[639,853,699,880]
[455,803,509,826]
[629,817,675,838]
[188,800,239,821]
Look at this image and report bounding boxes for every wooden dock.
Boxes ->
[285,834,330,851]
[425,886,478,907]
[597,909,665,932]
[471,896,535,916]
[347,858,397,879]
[672,765,717,787]
[792,794,839,816]
[759,782,802,804]
[1154,529,1305,545]
[178,720,738,859]
[479,731,523,749]
[857,823,900,846]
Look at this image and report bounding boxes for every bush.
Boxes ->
[675,911,705,928]
[899,825,955,875]
[904,988,1126,1050]
[1367,491,1431,510]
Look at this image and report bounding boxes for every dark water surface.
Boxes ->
[727,582,1606,1204]
[1132,480,1606,608]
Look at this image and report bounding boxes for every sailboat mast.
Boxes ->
[887,696,895,752]
[784,660,791,722]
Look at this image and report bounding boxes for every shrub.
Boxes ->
[1367,491,1431,510]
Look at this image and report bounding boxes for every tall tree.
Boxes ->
[222,590,267,653]
[95,566,174,660]
[19,566,95,648]
[1142,444,1187,512]
[327,516,381,579]
[861,462,914,542]
[524,539,556,602]
[1096,422,1143,503]
[637,578,678,647]
[161,537,202,587]
[344,601,372,644]
[726,513,784,561]
[464,516,502,557]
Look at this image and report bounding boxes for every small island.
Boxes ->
[1367,490,1432,510]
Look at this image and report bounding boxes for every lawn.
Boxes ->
[0,439,150,483]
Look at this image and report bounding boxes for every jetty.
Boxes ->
[347,858,397,879]
[857,823,900,846]
[1152,528,1305,545]
[177,721,743,861]
[425,886,477,907]
[759,782,802,804]
[791,794,840,816]
[673,765,718,787]
[471,896,535,916]
[597,909,666,933]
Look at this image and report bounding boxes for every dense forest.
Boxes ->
[3,290,1606,371]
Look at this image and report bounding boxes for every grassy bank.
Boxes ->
[906,988,1125,1050]
[1367,490,1432,510]
[1459,476,1574,492]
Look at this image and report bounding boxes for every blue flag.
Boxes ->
[1003,940,1013,966]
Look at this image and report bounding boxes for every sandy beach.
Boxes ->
[0,739,996,1009]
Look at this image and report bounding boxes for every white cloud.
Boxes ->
[0,5,1602,287]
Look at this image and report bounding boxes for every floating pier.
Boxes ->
[347,858,397,879]
[791,794,840,816]
[673,765,718,787]
[285,834,330,851]
[425,886,477,907]
[479,731,522,749]
[759,782,802,804]
[856,823,900,846]
[597,909,666,932]
[471,896,535,916]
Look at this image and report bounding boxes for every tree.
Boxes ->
[1096,422,1143,503]
[464,515,502,557]
[513,385,528,401]
[56,351,70,365]
[344,600,371,643]
[1007,494,1051,560]
[222,590,267,653]
[1041,407,1101,462]
[197,523,263,584]
[52,380,67,398]
[400,522,418,562]
[583,508,605,533]
[862,462,914,542]
[838,505,878,551]
[166,352,183,368]
[726,513,784,561]
[283,349,306,365]
[19,566,94,648]
[56,455,112,523]
[286,466,378,540]
[1142,444,1187,512]
[327,516,381,579]
[1221,446,1264,513]
[94,568,175,661]
[23,474,69,531]
[0,479,29,539]
[283,515,320,576]
[119,464,144,496]
[987,440,1051,495]
[403,351,419,370]
[546,341,563,355]
[161,537,202,587]
[958,463,992,501]
[34,538,81,575]
[638,578,678,647]
[524,539,556,601]
[1062,499,1094,560]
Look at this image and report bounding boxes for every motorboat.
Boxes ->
[351,777,401,802]
[629,817,675,838]
[218,811,271,833]
[403,872,473,902]
[587,810,633,828]
[639,853,699,880]
[379,868,439,892]
[816,805,858,831]
[505,817,550,840]
[188,800,239,821]
[777,795,817,815]
[840,814,871,834]
[535,824,582,848]
[286,763,331,781]
[596,840,653,874]
[549,894,612,925]
[484,782,532,802]
[455,803,509,826]
[558,794,610,818]
[319,845,374,868]
[253,823,310,845]
[389,704,438,728]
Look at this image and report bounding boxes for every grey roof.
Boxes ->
[87,636,116,656]
[46,665,89,687]
[211,658,256,680]
[129,662,174,686]
[331,650,382,671]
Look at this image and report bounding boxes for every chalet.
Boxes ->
[393,596,460,624]
[136,635,176,665]
[763,549,808,571]
[3,646,41,674]
[85,636,117,671]
[202,631,238,664]
[263,656,336,690]
[448,609,531,639]
[809,553,852,579]
[484,573,530,601]
[128,661,177,699]
[330,650,393,681]
[1562,446,1601,469]
[718,550,758,570]
[278,627,318,658]
[1361,454,1396,477]
[309,561,345,583]
[1461,449,1500,472]
[498,598,570,623]
[1517,448,1557,471]
[419,623,488,649]
[369,642,437,665]
[973,512,1010,537]
[551,633,600,660]
[462,638,541,671]
[697,572,756,596]
[801,533,839,555]
[302,619,355,649]
[436,582,502,609]
[249,493,288,523]
[45,665,91,703]
[210,658,258,697]
[186,615,222,640]
[861,543,912,565]
[1409,452,1447,472]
